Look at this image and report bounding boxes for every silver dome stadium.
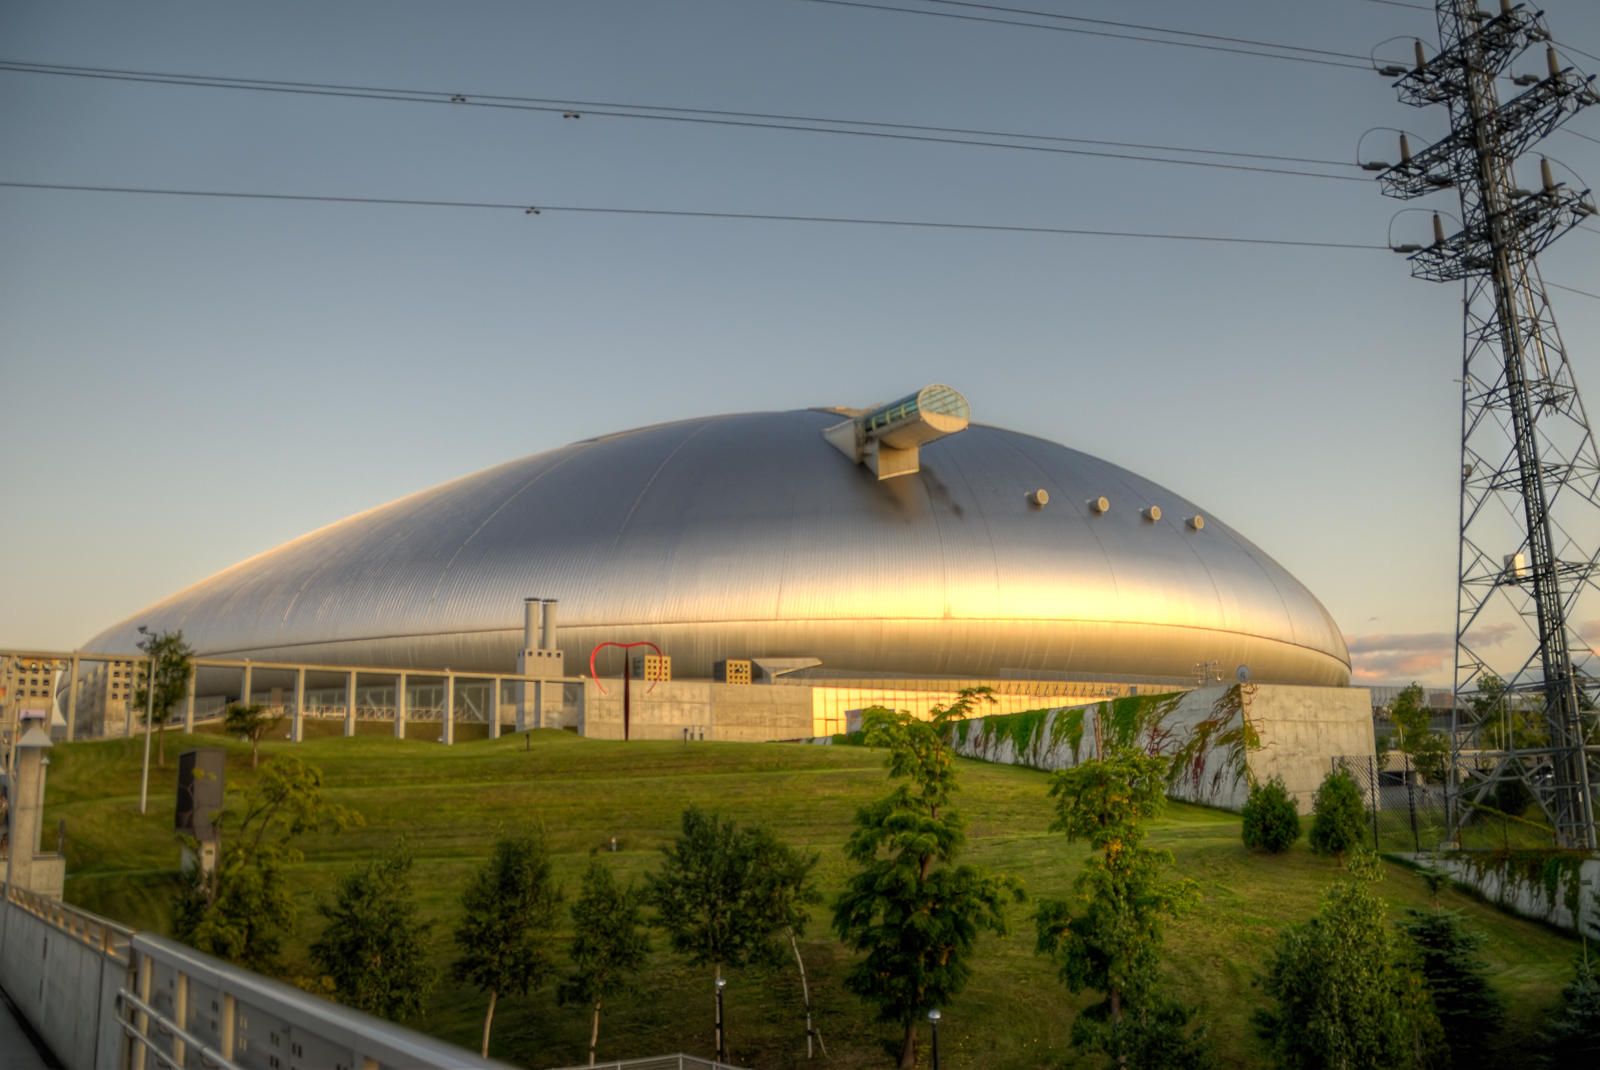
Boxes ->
[85,402,1350,687]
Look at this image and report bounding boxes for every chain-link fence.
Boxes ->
[1330,754,1450,853]
[1330,754,1559,852]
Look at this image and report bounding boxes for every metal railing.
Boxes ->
[547,1058,747,1070]
[5,883,132,961]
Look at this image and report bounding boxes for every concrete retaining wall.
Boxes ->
[945,684,1374,812]
[1406,852,1600,940]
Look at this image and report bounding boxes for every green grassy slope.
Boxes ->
[43,729,1578,1069]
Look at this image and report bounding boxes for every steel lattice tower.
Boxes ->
[1377,0,1600,848]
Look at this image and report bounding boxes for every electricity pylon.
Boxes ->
[1376,0,1600,848]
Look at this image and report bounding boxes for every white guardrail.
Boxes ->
[0,885,517,1070]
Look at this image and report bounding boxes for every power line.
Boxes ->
[1548,281,1600,302]
[0,180,1390,249]
[1557,40,1600,66]
[0,60,1367,182]
[1357,0,1430,11]
[863,0,1376,61]
[785,0,1375,70]
[1563,127,1600,147]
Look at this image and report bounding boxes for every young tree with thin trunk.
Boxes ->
[223,703,278,769]
[559,860,650,1066]
[644,805,777,1058]
[1034,748,1209,1068]
[748,828,826,1058]
[452,833,563,1057]
[173,756,357,973]
[832,693,1022,1070]
[311,846,434,1022]
[133,628,193,766]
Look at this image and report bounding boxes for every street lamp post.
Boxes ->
[715,976,727,1063]
[928,1008,942,1070]
[137,626,156,816]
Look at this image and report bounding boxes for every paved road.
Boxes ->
[0,988,57,1070]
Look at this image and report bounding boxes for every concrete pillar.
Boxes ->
[4,726,50,894]
[345,670,358,737]
[488,678,501,740]
[219,993,236,1062]
[134,951,153,1070]
[541,598,558,650]
[241,661,253,707]
[535,678,545,731]
[523,597,540,651]
[65,654,80,742]
[124,660,140,739]
[172,971,190,1067]
[442,673,455,745]
[292,667,306,743]
[395,673,407,739]
[184,664,197,734]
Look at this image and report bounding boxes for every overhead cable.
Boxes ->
[1549,281,1600,302]
[850,0,1375,61]
[0,61,1367,181]
[786,0,1375,70]
[0,180,1390,250]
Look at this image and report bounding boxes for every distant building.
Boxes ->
[72,658,144,738]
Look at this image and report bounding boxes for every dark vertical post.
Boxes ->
[1406,754,1420,852]
[1368,757,1380,851]
[928,1009,941,1070]
[715,976,727,1062]
[623,660,632,742]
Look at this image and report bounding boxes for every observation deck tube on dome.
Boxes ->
[824,384,971,480]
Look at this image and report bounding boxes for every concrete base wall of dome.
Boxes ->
[942,684,1374,813]
[579,679,815,742]
[168,618,1350,691]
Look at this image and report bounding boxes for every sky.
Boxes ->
[2,0,1598,687]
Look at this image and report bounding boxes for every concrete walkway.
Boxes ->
[0,988,57,1070]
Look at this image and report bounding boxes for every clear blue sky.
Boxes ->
[3,0,1598,686]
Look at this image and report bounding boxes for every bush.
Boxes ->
[1541,950,1600,1063]
[1241,776,1302,854]
[1398,909,1503,1069]
[1492,776,1533,818]
[1309,769,1367,857]
[1257,856,1443,1069]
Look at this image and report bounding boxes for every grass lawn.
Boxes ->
[43,727,1580,1069]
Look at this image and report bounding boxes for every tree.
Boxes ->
[173,756,357,972]
[223,703,279,769]
[453,833,564,1057]
[1256,854,1443,1070]
[644,807,781,983]
[132,628,194,766]
[310,846,434,1021]
[832,694,1022,1070]
[1397,909,1503,1069]
[1387,684,1448,785]
[748,828,826,1058]
[1473,673,1548,752]
[559,860,651,1066]
[1034,749,1209,1068]
[1241,775,1302,854]
[1309,768,1367,859]
[1540,947,1600,1063]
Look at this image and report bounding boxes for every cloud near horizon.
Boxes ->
[1343,625,1517,686]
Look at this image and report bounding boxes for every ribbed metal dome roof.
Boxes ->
[86,410,1350,686]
